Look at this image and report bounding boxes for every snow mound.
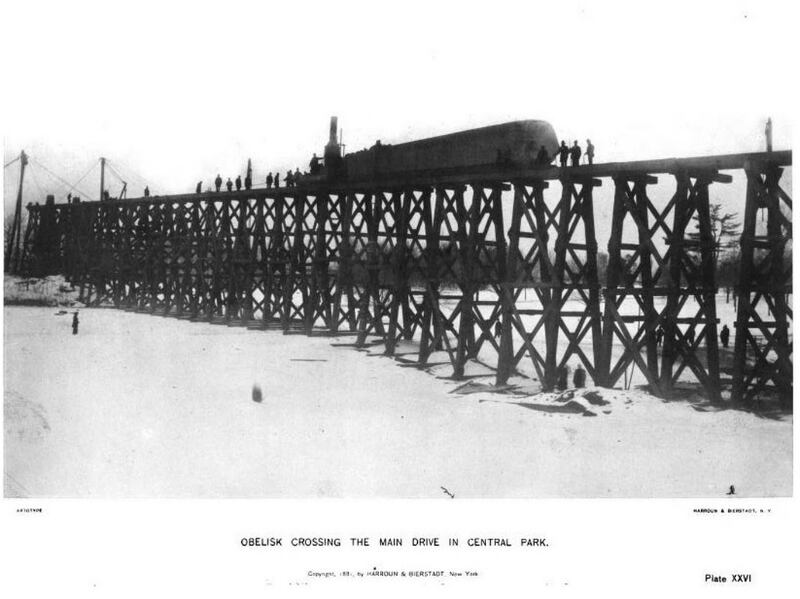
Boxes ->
[4,391,51,442]
[509,388,632,417]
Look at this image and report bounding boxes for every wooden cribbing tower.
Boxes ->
[16,151,792,405]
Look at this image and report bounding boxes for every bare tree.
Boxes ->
[688,201,740,261]
[688,201,741,303]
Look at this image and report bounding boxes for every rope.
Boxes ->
[107,157,153,189]
[104,163,128,198]
[105,162,128,186]
[28,161,76,198]
[4,156,20,169]
[66,160,99,196]
[27,163,47,198]
[31,157,97,201]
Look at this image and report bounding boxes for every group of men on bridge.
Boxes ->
[200,168,305,194]
[557,139,595,167]
[268,169,303,188]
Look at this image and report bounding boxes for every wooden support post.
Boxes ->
[331,192,354,333]
[583,183,604,384]
[275,196,293,330]
[489,184,508,367]
[160,201,175,315]
[305,193,319,334]
[355,191,382,347]
[268,196,286,325]
[385,190,407,356]
[188,201,203,318]
[496,184,524,385]
[660,173,689,392]
[318,193,333,330]
[284,194,304,332]
[695,175,721,402]
[599,178,624,388]
[453,184,480,378]
[418,187,443,365]
[548,179,571,386]
[6,151,28,274]
[732,163,792,405]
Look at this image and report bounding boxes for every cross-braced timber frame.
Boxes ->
[17,150,792,405]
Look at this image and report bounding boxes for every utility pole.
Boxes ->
[100,157,106,201]
[5,150,28,273]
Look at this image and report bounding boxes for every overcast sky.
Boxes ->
[2,0,795,216]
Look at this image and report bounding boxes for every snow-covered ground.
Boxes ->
[3,306,792,498]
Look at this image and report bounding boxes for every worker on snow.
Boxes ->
[720,324,730,348]
[556,365,569,390]
[252,385,263,403]
[573,364,586,388]
[72,311,79,335]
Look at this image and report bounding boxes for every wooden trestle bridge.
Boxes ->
[16,150,792,405]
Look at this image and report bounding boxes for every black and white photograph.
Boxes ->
[2,0,797,595]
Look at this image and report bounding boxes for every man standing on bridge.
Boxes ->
[196,181,202,194]
[144,186,150,197]
[215,174,222,192]
[226,177,233,192]
[274,173,280,188]
[266,172,273,188]
[570,141,582,167]
[585,139,595,165]
[558,140,569,167]
[765,117,773,152]
[536,145,550,165]
[235,175,242,191]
